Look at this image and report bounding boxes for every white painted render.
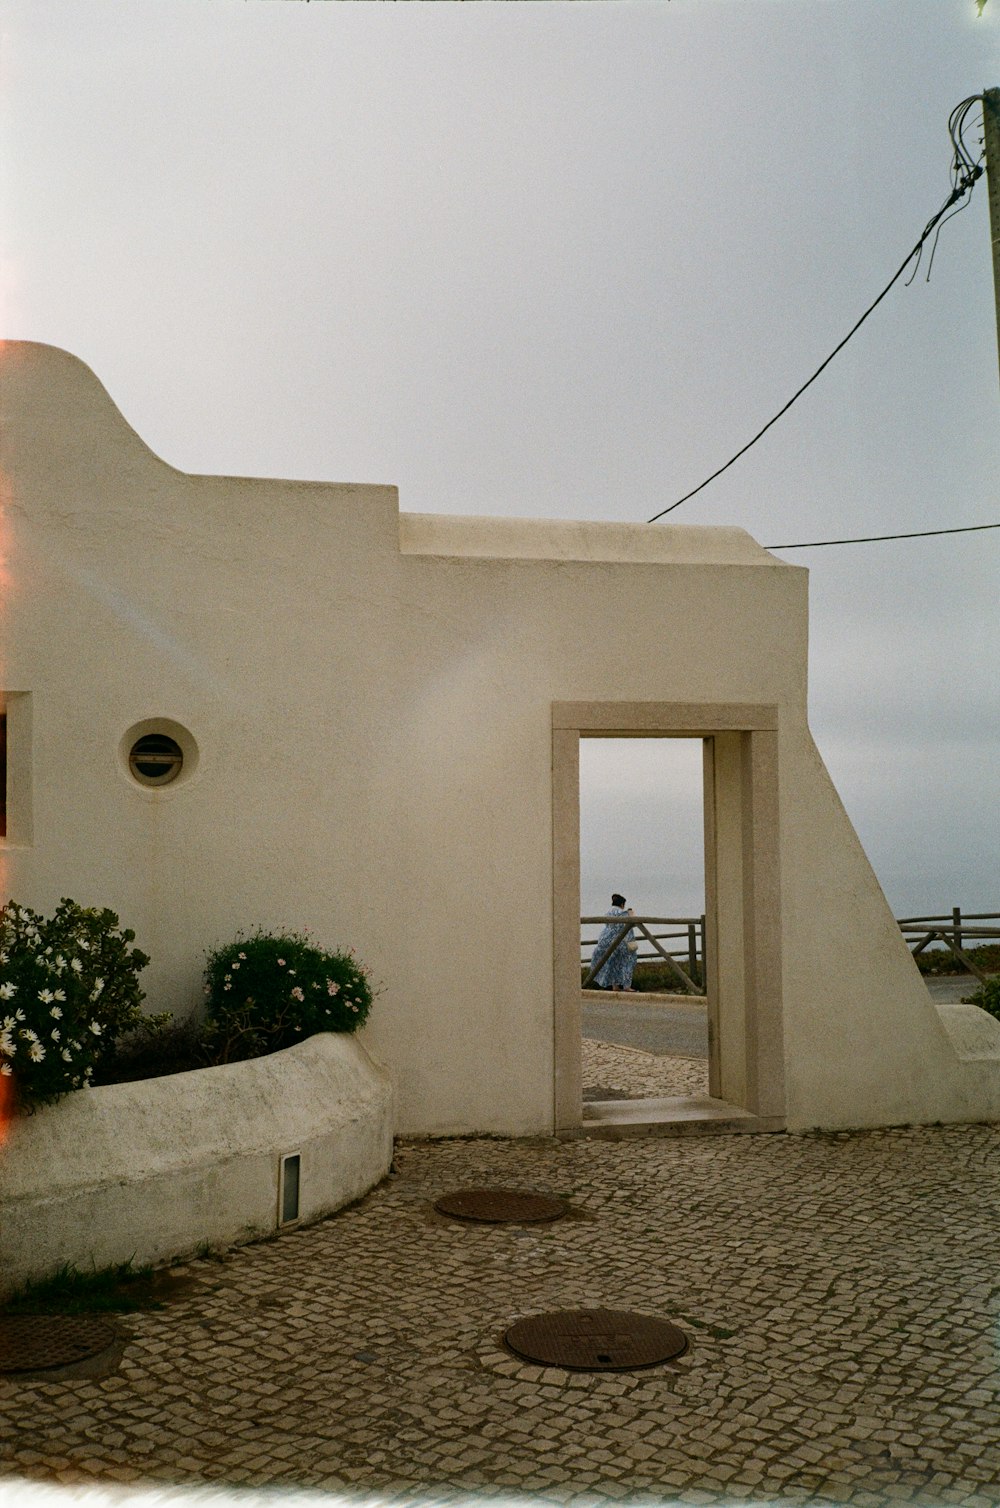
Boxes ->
[0,1033,394,1297]
[2,340,997,1137]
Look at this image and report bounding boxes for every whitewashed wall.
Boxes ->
[2,341,997,1136]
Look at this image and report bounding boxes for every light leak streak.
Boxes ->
[0,1066,12,1144]
[1,344,12,1117]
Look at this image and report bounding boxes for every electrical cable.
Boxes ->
[647,96,986,525]
[915,194,973,285]
[910,96,986,283]
[765,522,1000,550]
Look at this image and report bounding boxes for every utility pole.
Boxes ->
[983,88,1000,388]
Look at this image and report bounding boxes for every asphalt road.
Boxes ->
[581,996,708,1058]
[923,974,982,1002]
[581,975,982,1060]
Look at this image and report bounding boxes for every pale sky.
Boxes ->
[2,0,997,920]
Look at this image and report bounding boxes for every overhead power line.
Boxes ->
[766,521,1000,550]
[648,96,986,525]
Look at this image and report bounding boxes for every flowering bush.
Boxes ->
[0,899,157,1111]
[203,929,374,1063]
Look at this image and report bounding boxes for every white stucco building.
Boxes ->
[3,339,999,1138]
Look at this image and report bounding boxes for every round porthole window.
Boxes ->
[120,719,199,792]
[128,734,184,786]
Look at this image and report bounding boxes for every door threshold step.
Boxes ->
[561,1094,785,1139]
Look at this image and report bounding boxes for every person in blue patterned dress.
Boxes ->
[590,894,638,991]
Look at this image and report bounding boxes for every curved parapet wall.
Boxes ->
[0,1034,394,1298]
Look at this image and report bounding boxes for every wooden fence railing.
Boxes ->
[580,915,706,996]
[896,909,1000,983]
[580,907,999,993]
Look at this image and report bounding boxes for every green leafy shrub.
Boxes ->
[581,960,704,993]
[915,943,1000,976]
[0,899,158,1110]
[632,959,704,992]
[94,1014,213,1087]
[961,975,1000,1021]
[203,930,374,1064]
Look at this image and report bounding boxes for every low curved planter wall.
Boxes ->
[0,1033,394,1298]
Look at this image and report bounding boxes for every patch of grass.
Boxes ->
[1,1259,167,1315]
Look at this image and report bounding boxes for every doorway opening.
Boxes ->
[579,736,708,1114]
[552,701,786,1136]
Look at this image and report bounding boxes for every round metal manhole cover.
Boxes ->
[434,1188,568,1223]
[0,1315,118,1374]
[504,1308,688,1371]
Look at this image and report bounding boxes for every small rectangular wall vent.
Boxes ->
[278,1152,301,1225]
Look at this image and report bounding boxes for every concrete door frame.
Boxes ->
[552,701,786,1133]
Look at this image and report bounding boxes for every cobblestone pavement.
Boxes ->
[581,1040,708,1099]
[4,1110,1000,1508]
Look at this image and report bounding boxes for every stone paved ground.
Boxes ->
[3,1114,1000,1508]
[581,1041,708,1100]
